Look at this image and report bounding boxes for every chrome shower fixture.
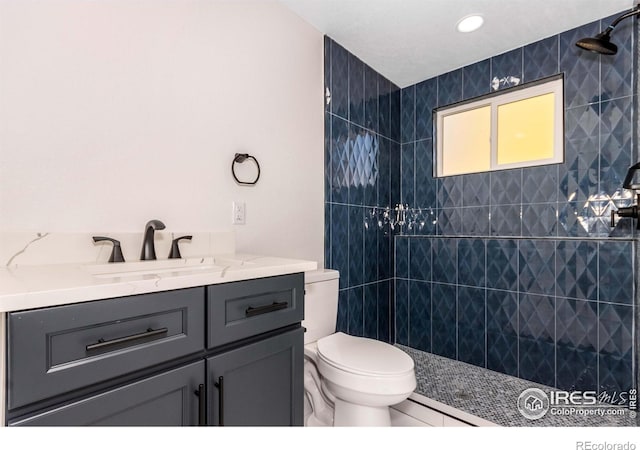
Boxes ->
[575,5,640,55]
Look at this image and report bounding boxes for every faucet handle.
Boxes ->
[168,235,192,259]
[93,236,125,263]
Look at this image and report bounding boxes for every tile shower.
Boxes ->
[325,10,638,396]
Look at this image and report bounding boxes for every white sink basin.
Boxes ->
[86,257,223,279]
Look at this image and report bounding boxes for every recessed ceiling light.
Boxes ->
[457,14,484,33]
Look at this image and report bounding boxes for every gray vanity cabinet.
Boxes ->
[9,361,205,426]
[207,327,303,426]
[5,273,305,426]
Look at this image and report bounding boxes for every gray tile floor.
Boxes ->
[398,345,638,427]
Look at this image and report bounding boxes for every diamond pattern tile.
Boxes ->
[364,65,379,133]
[395,280,409,345]
[487,289,518,335]
[437,69,462,107]
[330,204,349,289]
[601,13,633,101]
[486,240,518,291]
[458,239,486,288]
[348,287,364,337]
[463,59,491,100]
[556,298,597,350]
[336,289,349,333]
[598,241,633,305]
[598,303,633,358]
[487,329,518,376]
[378,75,391,139]
[432,283,457,359]
[409,281,431,352]
[523,35,559,82]
[401,85,415,143]
[432,238,457,284]
[409,238,431,281]
[348,206,364,287]
[521,203,557,237]
[457,286,486,367]
[559,151,599,204]
[557,202,590,238]
[389,87,401,142]
[415,77,437,140]
[364,219,378,284]
[600,98,632,195]
[401,143,415,205]
[519,293,555,341]
[438,175,463,208]
[331,116,350,204]
[363,133,380,207]
[348,54,364,126]
[490,169,521,205]
[462,206,490,236]
[414,139,436,208]
[522,166,558,204]
[560,21,600,108]
[519,240,555,295]
[556,346,597,392]
[519,337,555,387]
[377,281,390,343]
[599,353,633,395]
[390,140,401,207]
[324,113,331,202]
[324,36,331,112]
[491,48,523,91]
[490,204,521,237]
[556,240,597,300]
[463,172,490,206]
[437,207,463,236]
[364,284,378,339]
[378,229,391,280]
[330,40,349,118]
[519,293,555,386]
[378,137,390,207]
[395,236,409,278]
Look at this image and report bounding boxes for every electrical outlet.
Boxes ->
[232,201,246,225]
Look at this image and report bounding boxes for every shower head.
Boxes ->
[575,5,640,56]
[575,30,617,55]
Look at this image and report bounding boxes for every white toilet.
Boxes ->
[302,269,416,426]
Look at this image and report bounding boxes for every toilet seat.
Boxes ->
[316,332,415,377]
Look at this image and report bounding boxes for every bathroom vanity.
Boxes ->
[0,249,316,426]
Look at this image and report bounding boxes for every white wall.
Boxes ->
[0,0,325,265]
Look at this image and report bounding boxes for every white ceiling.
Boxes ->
[277,0,634,87]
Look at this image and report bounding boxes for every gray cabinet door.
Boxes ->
[207,328,303,426]
[9,361,205,426]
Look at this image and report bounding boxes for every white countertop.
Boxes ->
[0,254,317,313]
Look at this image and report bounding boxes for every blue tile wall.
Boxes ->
[325,37,400,344]
[325,11,638,396]
[395,236,635,393]
[390,11,638,396]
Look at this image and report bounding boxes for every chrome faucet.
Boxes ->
[140,219,166,260]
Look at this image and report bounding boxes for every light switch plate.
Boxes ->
[232,201,246,225]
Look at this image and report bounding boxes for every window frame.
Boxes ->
[433,74,565,178]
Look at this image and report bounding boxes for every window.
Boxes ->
[434,74,564,177]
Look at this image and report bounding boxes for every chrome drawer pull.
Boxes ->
[85,327,168,351]
[245,301,288,317]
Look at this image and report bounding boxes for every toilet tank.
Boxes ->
[302,269,340,344]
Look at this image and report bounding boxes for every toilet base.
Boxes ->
[333,398,391,427]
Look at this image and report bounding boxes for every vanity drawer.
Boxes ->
[7,287,205,410]
[207,273,304,348]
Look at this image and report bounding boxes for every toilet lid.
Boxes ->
[316,332,414,376]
